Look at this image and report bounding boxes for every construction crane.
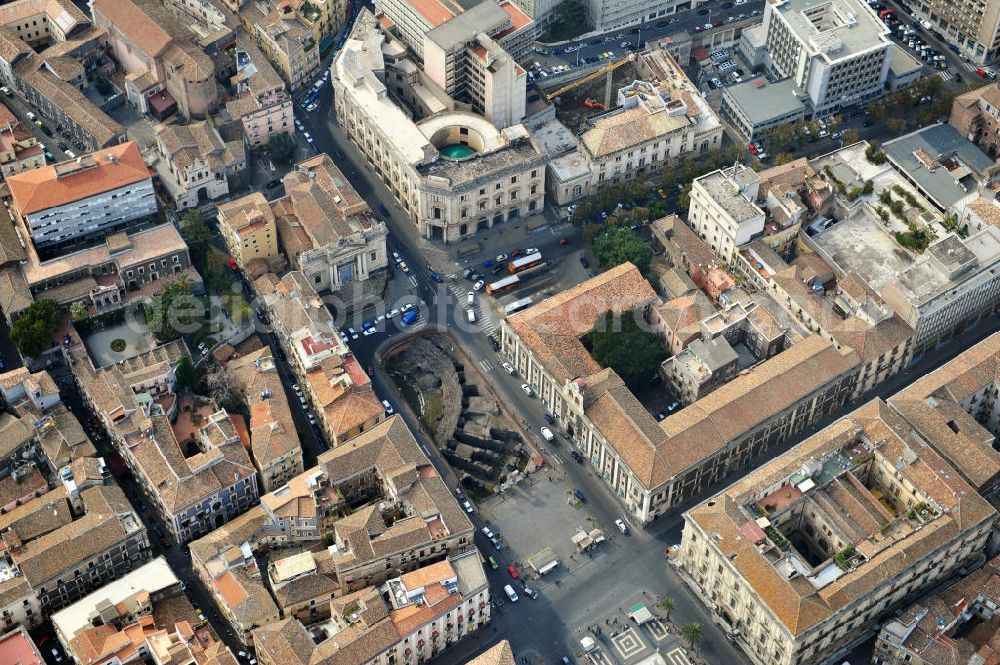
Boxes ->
[544,52,637,110]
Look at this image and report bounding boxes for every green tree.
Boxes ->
[677,183,693,212]
[145,279,199,343]
[583,310,667,390]
[681,622,703,649]
[886,117,905,134]
[658,597,675,621]
[592,226,653,274]
[267,132,297,165]
[842,128,860,145]
[648,201,667,220]
[69,301,89,321]
[180,210,213,261]
[549,0,590,39]
[867,101,886,121]
[175,354,196,391]
[10,299,63,358]
[772,153,794,165]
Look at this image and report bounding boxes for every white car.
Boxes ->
[306,103,318,112]
[348,327,359,339]
[399,261,409,273]
[401,303,415,312]
[388,308,400,318]
[495,253,508,262]
[502,362,516,375]
[539,426,554,442]
[462,500,474,513]
[303,132,311,141]
[392,251,401,262]
[382,399,394,415]
[481,526,494,538]
[473,280,484,291]
[363,327,377,336]
[615,519,630,535]
[525,247,539,254]
[521,383,534,397]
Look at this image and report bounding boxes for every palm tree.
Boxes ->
[681,622,703,650]
[658,597,675,621]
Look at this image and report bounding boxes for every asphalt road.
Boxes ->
[536,0,765,71]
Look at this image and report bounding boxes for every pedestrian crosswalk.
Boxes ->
[447,281,500,336]
[938,69,954,81]
[479,358,495,373]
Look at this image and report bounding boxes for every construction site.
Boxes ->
[541,54,642,132]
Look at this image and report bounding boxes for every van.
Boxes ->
[401,310,418,325]
[467,309,477,323]
[504,584,519,602]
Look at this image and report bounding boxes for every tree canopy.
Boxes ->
[267,132,297,165]
[583,311,667,390]
[592,227,652,275]
[10,299,63,358]
[145,278,199,343]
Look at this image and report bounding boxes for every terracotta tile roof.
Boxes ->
[15,63,123,147]
[251,618,312,665]
[92,0,172,56]
[688,398,996,636]
[7,142,148,216]
[465,641,517,665]
[888,333,1000,490]
[274,154,378,254]
[508,262,657,386]
[581,105,690,158]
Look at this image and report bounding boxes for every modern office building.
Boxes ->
[762,0,892,116]
[906,0,1000,65]
[6,142,158,260]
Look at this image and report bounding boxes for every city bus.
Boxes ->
[503,297,534,317]
[508,252,543,274]
[486,274,520,296]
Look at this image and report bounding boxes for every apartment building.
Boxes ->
[51,557,179,651]
[677,393,996,665]
[71,341,260,543]
[254,553,490,665]
[163,0,238,52]
[0,103,43,177]
[950,82,1000,157]
[762,0,892,116]
[804,143,1000,357]
[225,35,294,148]
[228,348,304,492]
[218,193,281,272]
[882,122,1000,216]
[93,0,219,119]
[0,367,96,477]
[155,121,245,211]
[688,165,766,261]
[548,48,723,209]
[0,0,125,152]
[0,484,152,616]
[242,2,322,91]
[272,154,388,294]
[0,627,44,665]
[191,414,477,645]
[332,9,546,242]
[266,550,340,623]
[906,0,1000,64]
[6,142,158,261]
[500,263,862,523]
[874,555,1000,663]
[255,271,385,447]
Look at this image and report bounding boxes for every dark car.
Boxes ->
[579,256,590,268]
[511,248,525,258]
[491,263,504,275]
[570,450,584,463]
[544,413,555,425]
[40,125,52,137]
[57,142,68,151]
[487,335,500,351]
[573,489,586,503]
[430,271,445,283]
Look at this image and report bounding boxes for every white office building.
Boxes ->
[763,0,892,116]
